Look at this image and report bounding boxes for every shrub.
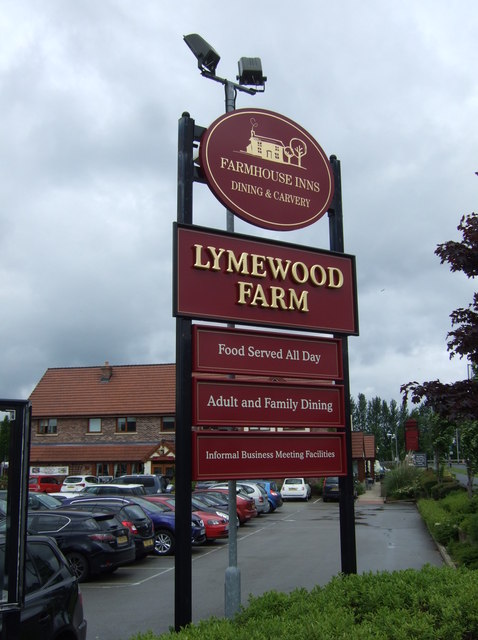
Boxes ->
[430,482,462,500]
[417,498,459,545]
[382,463,423,499]
[462,513,478,543]
[129,567,478,640]
[448,540,478,569]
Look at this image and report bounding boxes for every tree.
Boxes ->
[402,210,478,486]
[351,393,367,432]
[284,138,307,167]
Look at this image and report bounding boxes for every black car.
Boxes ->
[322,476,340,502]
[322,477,358,502]
[0,535,87,639]
[62,496,155,559]
[25,509,136,581]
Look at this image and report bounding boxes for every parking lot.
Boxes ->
[81,496,443,640]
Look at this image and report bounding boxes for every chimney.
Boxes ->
[100,361,113,382]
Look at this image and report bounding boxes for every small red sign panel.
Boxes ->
[192,431,346,480]
[193,379,345,428]
[199,108,334,231]
[193,325,342,380]
[174,224,359,335]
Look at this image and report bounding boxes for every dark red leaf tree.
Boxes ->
[401,211,478,493]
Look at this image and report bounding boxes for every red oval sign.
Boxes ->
[199,108,334,231]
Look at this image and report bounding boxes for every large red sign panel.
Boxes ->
[199,108,334,231]
[193,325,342,380]
[193,378,345,428]
[192,431,346,480]
[174,224,358,335]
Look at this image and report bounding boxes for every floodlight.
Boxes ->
[183,33,220,75]
[237,57,267,88]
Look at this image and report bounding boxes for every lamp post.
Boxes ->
[184,33,266,620]
[387,431,399,464]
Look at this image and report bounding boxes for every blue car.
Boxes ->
[244,480,283,512]
[131,496,206,555]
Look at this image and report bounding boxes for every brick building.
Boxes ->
[29,362,176,479]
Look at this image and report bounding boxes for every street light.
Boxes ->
[184,33,266,113]
[387,432,399,464]
[183,33,266,619]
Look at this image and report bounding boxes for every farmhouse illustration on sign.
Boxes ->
[243,118,308,168]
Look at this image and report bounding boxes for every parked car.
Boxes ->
[0,535,87,639]
[193,488,257,524]
[374,461,387,480]
[114,474,171,494]
[127,496,206,555]
[61,496,155,559]
[212,481,270,514]
[29,474,64,493]
[23,509,136,581]
[250,480,283,512]
[80,483,146,497]
[280,477,312,501]
[60,475,99,493]
[28,492,65,510]
[322,476,340,501]
[147,495,229,542]
[322,476,358,501]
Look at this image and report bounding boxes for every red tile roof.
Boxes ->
[351,431,364,458]
[363,434,376,459]
[29,363,176,418]
[30,443,159,463]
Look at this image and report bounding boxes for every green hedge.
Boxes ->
[129,567,478,640]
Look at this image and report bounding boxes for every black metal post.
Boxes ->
[328,155,357,575]
[174,113,195,631]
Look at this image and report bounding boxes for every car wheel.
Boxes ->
[154,529,175,556]
[65,552,89,582]
[323,496,328,502]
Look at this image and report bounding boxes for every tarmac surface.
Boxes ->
[82,483,446,639]
[355,480,448,570]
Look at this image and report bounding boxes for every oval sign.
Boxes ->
[199,108,334,231]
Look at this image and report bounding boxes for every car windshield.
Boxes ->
[285,479,302,485]
[28,493,63,508]
[132,497,172,513]
[64,477,83,483]
[193,493,225,507]
[29,477,39,484]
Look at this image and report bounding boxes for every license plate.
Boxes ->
[289,487,297,491]
[143,539,154,548]
[200,528,206,535]
[117,535,128,545]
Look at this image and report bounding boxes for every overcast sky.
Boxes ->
[1,1,477,406]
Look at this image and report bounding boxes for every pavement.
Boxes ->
[357,479,385,504]
[355,479,454,569]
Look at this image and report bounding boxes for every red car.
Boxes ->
[193,488,257,525]
[145,495,229,541]
[29,475,63,493]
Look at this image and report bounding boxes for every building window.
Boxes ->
[88,418,102,433]
[116,417,136,433]
[162,417,175,432]
[114,462,127,477]
[38,419,57,435]
[97,463,109,476]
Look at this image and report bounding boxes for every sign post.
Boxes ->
[175,106,358,628]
